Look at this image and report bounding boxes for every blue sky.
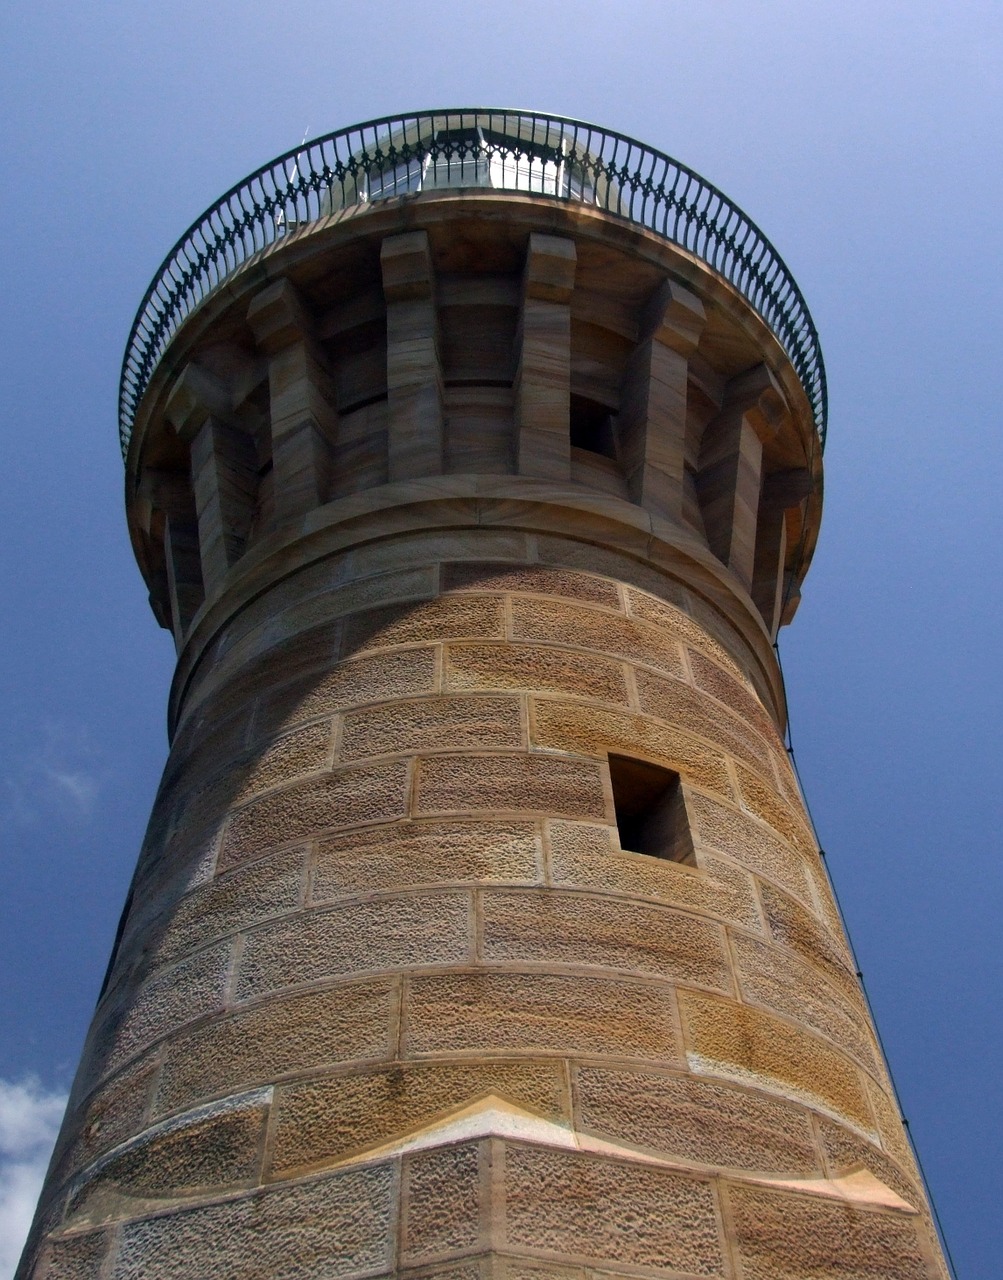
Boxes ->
[1,1,1000,1273]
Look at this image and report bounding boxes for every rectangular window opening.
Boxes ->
[608,754,695,865]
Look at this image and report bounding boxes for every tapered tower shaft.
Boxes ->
[22,113,949,1279]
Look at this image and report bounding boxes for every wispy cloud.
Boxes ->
[2,721,106,829]
[0,1077,67,1277]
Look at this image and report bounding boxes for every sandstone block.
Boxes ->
[680,990,872,1130]
[341,695,524,761]
[415,754,606,821]
[530,699,733,798]
[254,646,439,738]
[312,820,541,900]
[403,1142,482,1263]
[480,889,731,991]
[152,848,306,966]
[727,1183,928,1280]
[511,597,684,679]
[156,980,395,1113]
[731,930,878,1070]
[503,1145,723,1273]
[546,821,763,932]
[109,1164,394,1280]
[576,1065,819,1174]
[219,759,409,869]
[635,667,774,777]
[343,596,505,657]
[442,563,621,609]
[271,1060,568,1175]
[236,892,472,998]
[405,971,680,1061]
[446,643,629,705]
[688,792,812,903]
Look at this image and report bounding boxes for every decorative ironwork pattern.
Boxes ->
[119,109,827,456]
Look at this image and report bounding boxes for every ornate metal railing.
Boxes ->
[119,109,827,457]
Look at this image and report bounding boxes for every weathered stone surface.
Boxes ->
[236,892,472,997]
[576,1064,819,1174]
[480,889,731,990]
[312,820,541,899]
[446,642,629,705]
[680,990,872,1130]
[156,980,395,1113]
[271,1060,568,1174]
[219,759,409,868]
[406,971,680,1061]
[503,1145,724,1273]
[727,1183,929,1279]
[511,597,684,679]
[341,694,524,760]
[110,1164,394,1279]
[415,754,606,821]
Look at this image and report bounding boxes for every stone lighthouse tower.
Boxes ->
[22,111,949,1278]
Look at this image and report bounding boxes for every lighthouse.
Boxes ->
[21,111,950,1278]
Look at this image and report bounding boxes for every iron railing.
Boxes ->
[119,109,827,457]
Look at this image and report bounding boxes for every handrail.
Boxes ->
[119,109,827,458]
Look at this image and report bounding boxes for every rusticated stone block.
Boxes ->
[312,820,541,900]
[817,1116,922,1209]
[680,990,872,1130]
[255,647,439,739]
[94,941,232,1083]
[343,596,505,657]
[623,587,744,679]
[230,720,333,803]
[634,667,774,776]
[57,1055,160,1179]
[511,597,684,679]
[415,754,606,821]
[445,643,629,706]
[405,971,680,1061]
[442,563,621,609]
[109,1163,394,1279]
[66,1090,269,1224]
[219,759,409,869]
[758,882,858,1003]
[576,1065,819,1174]
[156,979,395,1113]
[546,821,762,932]
[36,1231,110,1280]
[535,539,688,610]
[687,791,813,903]
[270,1060,568,1175]
[480,889,731,990]
[152,847,306,966]
[727,1183,929,1279]
[865,1073,920,1173]
[403,1141,482,1262]
[731,930,878,1070]
[686,647,780,743]
[503,1144,723,1273]
[341,695,524,761]
[734,762,816,859]
[530,699,733,798]
[236,892,472,997]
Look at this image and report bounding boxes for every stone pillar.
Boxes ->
[515,233,576,480]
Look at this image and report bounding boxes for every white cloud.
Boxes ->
[0,1078,67,1278]
[2,721,105,829]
